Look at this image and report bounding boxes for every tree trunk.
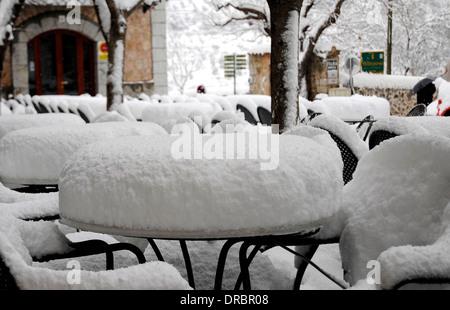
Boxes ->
[299,50,315,102]
[106,29,126,111]
[0,46,5,102]
[104,7,127,111]
[267,0,303,133]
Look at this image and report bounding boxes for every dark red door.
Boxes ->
[28,30,96,96]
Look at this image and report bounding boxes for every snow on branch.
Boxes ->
[212,0,270,36]
[0,0,24,46]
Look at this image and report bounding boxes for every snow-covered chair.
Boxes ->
[310,114,369,185]
[0,212,191,290]
[367,116,450,150]
[338,135,450,289]
[406,104,427,117]
[286,116,369,289]
[0,181,59,221]
[257,106,271,126]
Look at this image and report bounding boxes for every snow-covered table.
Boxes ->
[58,133,343,289]
[0,113,86,139]
[0,122,167,188]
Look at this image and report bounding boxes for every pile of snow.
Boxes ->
[313,95,390,122]
[0,122,168,185]
[378,201,450,290]
[352,73,424,90]
[0,114,85,139]
[335,135,450,286]
[438,79,450,100]
[59,134,343,239]
[309,114,369,160]
[369,116,450,139]
[141,101,222,124]
[0,211,191,290]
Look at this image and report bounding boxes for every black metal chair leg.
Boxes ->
[147,238,165,261]
[234,244,262,290]
[180,240,195,289]
[293,244,319,290]
[238,241,253,291]
[214,239,242,290]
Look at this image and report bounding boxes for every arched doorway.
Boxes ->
[28,30,96,96]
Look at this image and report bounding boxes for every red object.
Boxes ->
[99,42,108,53]
[197,85,206,94]
[437,100,442,116]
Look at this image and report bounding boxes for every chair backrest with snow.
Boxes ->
[310,114,369,185]
[338,134,450,289]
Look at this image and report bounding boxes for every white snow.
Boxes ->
[370,116,450,139]
[0,113,86,138]
[141,101,222,124]
[59,134,343,239]
[336,135,450,286]
[0,122,168,185]
[0,212,192,290]
[313,95,391,122]
[352,73,424,90]
[309,114,369,160]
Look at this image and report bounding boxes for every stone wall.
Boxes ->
[353,87,415,116]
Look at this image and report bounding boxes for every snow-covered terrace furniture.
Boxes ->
[0,212,191,290]
[0,181,59,221]
[312,95,391,123]
[0,114,86,139]
[336,135,450,289]
[285,117,369,289]
[58,133,344,289]
[141,101,222,126]
[0,122,168,189]
[368,116,450,150]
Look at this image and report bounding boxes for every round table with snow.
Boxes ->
[58,133,343,289]
[0,122,167,189]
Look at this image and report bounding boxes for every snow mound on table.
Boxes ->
[313,95,390,122]
[59,134,343,239]
[0,122,168,185]
[337,135,450,286]
[0,213,191,290]
[141,102,222,124]
[0,114,85,139]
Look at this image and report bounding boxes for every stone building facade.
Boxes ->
[1,1,168,98]
[248,46,430,116]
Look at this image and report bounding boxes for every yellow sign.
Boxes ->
[98,42,108,60]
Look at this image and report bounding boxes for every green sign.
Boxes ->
[361,51,385,74]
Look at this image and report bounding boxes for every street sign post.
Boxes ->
[361,51,385,74]
[224,54,247,94]
[326,59,339,85]
[345,57,360,94]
